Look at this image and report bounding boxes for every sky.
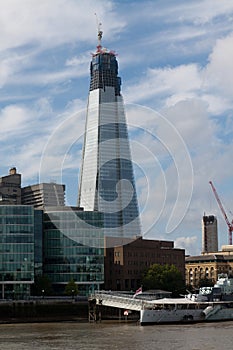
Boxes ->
[1,0,233,255]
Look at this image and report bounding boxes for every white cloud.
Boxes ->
[148,0,233,25]
[125,31,233,116]
[0,0,122,51]
[0,0,125,89]
[65,53,90,67]
[0,97,86,183]
[0,105,33,139]
[175,236,198,256]
[205,34,233,97]
[125,64,202,106]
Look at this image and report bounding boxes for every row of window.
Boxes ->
[0,263,33,272]
[0,244,34,253]
[0,225,34,234]
[0,272,33,281]
[0,207,33,215]
[1,236,34,243]
[43,247,103,256]
[45,272,104,283]
[0,253,33,261]
[43,264,103,273]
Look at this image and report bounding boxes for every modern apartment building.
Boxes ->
[78,30,141,238]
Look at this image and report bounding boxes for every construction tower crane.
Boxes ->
[209,181,233,245]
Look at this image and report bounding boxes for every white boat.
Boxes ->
[140,274,233,325]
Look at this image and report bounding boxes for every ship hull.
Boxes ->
[140,302,233,325]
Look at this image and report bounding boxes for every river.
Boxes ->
[0,321,232,350]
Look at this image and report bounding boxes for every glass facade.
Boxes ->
[43,208,104,295]
[78,50,141,238]
[34,209,43,276]
[0,205,35,299]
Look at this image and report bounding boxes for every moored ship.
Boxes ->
[140,274,233,325]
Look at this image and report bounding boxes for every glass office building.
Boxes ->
[43,207,104,295]
[78,34,141,238]
[0,205,35,299]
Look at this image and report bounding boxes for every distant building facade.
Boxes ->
[0,167,21,205]
[186,246,233,288]
[104,237,185,291]
[43,206,104,295]
[22,183,65,208]
[202,215,218,253]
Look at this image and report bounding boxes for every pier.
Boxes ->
[88,291,152,322]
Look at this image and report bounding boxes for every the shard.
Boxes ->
[78,27,141,238]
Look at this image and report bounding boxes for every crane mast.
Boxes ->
[209,181,233,245]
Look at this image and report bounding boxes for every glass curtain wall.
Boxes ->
[0,205,34,299]
[43,208,104,295]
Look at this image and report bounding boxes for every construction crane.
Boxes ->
[209,181,233,245]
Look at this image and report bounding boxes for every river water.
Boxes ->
[0,321,232,350]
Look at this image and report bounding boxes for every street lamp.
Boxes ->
[42,289,45,299]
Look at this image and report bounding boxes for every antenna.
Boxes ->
[95,13,103,49]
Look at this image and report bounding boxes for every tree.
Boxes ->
[142,264,185,296]
[65,279,78,297]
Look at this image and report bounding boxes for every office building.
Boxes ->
[78,30,141,238]
[202,215,218,253]
[0,167,21,205]
[43,206,104,295]
[104,237,185,291]
[22,182,65,209]
[0,205,36,299]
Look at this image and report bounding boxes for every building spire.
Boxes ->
[95,13,103,52]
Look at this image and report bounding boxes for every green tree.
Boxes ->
[65,279,78,297]
[142,264,185,296]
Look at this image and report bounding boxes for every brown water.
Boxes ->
[0,321,232,350]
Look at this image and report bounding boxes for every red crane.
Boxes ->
[209,181,233,245]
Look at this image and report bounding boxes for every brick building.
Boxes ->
[104,237,185,291]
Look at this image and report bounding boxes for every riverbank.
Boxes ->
[0,299,88,324]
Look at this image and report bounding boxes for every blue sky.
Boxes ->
[1,0,233,255]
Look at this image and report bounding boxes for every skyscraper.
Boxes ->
[78,29,141,238]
